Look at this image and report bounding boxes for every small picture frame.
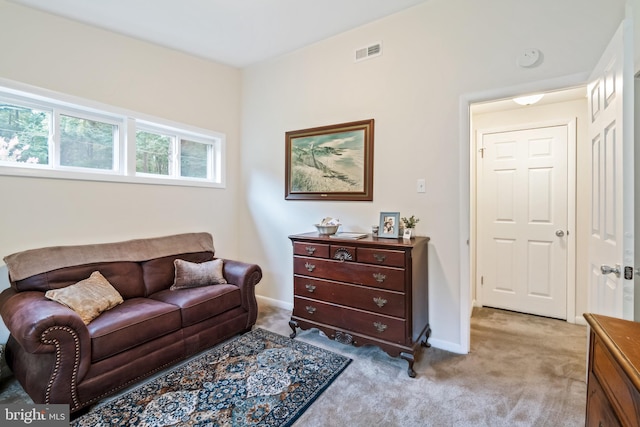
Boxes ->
[403,228,412,240]
[378,212,400,238]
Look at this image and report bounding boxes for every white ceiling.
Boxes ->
[9,0,430,68]
[471,86,587,115]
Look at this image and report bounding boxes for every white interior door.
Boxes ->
[587,20,635,320]
[478,125,568,319]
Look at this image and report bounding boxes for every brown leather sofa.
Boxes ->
[0,232,262,413]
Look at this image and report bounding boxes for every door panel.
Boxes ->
[528,241,552,297]
[478,125,568,319]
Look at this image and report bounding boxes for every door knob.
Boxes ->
[555,230,565,237]
[600,264,621,277]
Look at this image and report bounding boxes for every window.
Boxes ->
[59,114,118,170]
[0,103,50,165]
[136,129,172,176]
[180,139,209,179]
[135,125,219,181]
[0,82,225,188]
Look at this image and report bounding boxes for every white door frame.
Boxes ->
[458,72,589,354]
[474,119,577,320]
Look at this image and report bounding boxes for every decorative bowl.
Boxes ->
[314,224,339,235]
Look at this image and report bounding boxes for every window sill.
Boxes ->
[0,166,225,189]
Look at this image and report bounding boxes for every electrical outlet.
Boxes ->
[416,179,425,193]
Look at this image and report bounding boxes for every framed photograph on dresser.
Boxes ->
[378,212,400,238]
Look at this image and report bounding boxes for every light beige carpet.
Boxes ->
[0,304,588,426]
[259,305,588,427]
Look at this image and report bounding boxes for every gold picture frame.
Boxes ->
[285,119,374,201]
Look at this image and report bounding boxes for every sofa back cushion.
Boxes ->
[3,233,216,298]
[142,252,214,296]
[12,262,146,298]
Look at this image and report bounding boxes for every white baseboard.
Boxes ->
[428,338,467,355]
[256,295,292,311]
[574,315,587,326]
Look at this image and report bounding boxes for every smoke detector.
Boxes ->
[517,48,542,68]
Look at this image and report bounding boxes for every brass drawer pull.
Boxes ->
[305,246,316,255]
[373,272,386,283]
[373,297,387,308]
[305,284,316,293]
[305,306,316,314]
[305,262,316,272]
[373,253,387,263]
[373,321,388,333]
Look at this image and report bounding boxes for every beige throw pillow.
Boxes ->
[45,271,124,325]
[171,258,227,290]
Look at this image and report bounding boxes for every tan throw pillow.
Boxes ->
[171,258,227,290]
[45,271,124,325]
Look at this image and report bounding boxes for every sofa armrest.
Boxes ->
[0,288,92,396]
[221,259,262,328]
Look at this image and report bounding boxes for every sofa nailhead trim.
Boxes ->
[41,326,81,411]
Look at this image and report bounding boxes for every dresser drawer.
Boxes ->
[294,256,405,292]
[357,247,405,268]
[293,276,405,317]
[293,242,329,258]
[293,297,406,344]
[593,336,640,427]
[586,372,622,427]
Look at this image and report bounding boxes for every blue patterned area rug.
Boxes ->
[72,328,351,426]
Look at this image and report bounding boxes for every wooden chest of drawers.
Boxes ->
[288,232,430,377]
[584,313,640,427]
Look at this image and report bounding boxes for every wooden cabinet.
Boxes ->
[584,313,640,427]
[288,232,430,377]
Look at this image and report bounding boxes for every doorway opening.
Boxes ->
[469,85,587,324]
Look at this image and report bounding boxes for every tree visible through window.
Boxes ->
[136,130,172,175]
[60,115,116,170]
[180,139,208,179]
[0,104,49,164]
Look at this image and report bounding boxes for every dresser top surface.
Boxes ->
[289,232,429,249]
[585,313,640,390]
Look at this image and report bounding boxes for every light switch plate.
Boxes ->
[416,179,426,193]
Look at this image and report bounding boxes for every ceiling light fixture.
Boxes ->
[513,94,544,106]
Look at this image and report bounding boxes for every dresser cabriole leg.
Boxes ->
[400,352,416,378]
[421,325,432,348]
[289,320,298,338]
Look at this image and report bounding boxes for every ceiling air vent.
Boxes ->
[355,41,382,62]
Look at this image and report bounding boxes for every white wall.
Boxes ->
[240,0,626,352]
[0,1,243,340]
[472,97,589,323]
[0,0,628,352]
[630,0,640,73]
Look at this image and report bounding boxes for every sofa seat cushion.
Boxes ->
[150,284,241,327]
[87,298,181,363]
